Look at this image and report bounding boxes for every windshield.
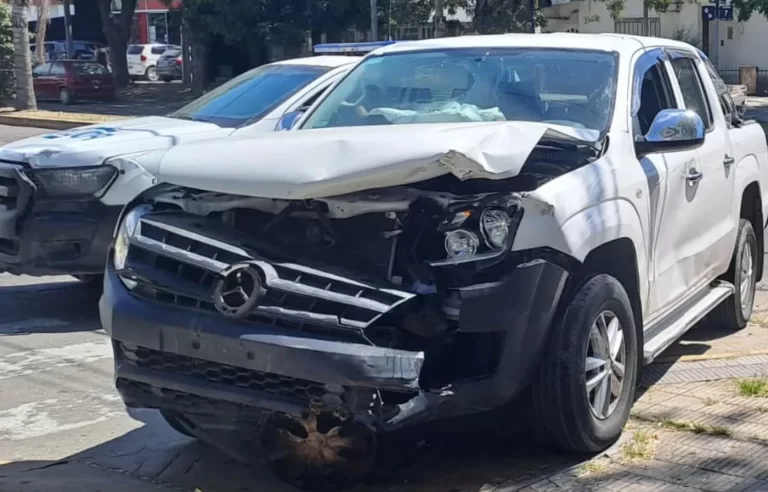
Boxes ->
[162,49,181,58]
[74,62,109,75]
[303,48,618,133]
[170,64,330,127]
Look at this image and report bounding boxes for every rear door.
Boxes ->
[668,51,737,284]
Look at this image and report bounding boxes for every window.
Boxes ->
[171,64,331,127]
[303,48,619,133]
[297,87,327,111]
[33,63,51,76]
[699,53,736,126]
[73,63,109,76]
[727,26,734,40]
[50,63,66,76]
[635,63,674,136]
[670,57,713,129]
[127,45,144,55]
[151,46,169,55]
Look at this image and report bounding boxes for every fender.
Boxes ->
[513,196,649,315]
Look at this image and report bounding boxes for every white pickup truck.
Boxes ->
[101,34,768,487]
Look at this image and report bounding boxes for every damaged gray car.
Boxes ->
[100,34,768,488]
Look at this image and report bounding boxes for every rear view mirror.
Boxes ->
[276,110,304,132]
[635,109,705,156]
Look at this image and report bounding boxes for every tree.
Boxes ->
[97,0,138,87]
[733,0,768,22]
[11,0,36,110]
[0,1,13,103]
[63,0,73,58]
[34,0,50,64]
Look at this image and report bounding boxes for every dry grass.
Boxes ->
[734,377,768,398]
[657,418,732,437]
[620,430,656,461]
[576,460,607,477]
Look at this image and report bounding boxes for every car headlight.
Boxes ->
[445,229,480,258]
[480,208,511,250]
[113,205,149,271]
[427,202,521,263]
[25,165,118,199]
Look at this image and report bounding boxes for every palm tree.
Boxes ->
[10,0,36,110]
[34,0,51,64]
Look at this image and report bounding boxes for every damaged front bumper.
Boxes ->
[0,163,121,276]
[101,213,568,430]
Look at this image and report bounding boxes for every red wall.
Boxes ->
[139,0,181,10]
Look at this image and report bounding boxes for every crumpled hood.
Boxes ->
[0,116,225,168]
[146,121,598,199]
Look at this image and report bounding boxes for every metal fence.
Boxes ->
[719,67,768,95]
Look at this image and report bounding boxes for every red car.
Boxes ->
[32,60,115,105]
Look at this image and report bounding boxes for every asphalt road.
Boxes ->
[3,123,768,491]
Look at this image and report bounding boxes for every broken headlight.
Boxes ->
[24,165,118,199]
[113,204,149,271]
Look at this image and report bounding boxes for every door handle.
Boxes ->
[724,155,735,167]
[686,170,704,184]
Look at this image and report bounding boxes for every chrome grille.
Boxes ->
[123,212,415,339]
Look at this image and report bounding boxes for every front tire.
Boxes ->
[59,87,73,105]
[146,66,159,82]
[711,219,758,330]
[530,274,638,453]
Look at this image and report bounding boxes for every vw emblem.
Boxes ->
[213,264,263,318]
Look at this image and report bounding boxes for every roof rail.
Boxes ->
[313,41,398,55]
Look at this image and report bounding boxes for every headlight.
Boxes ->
[113,205,149,270]
[480,208,511,250]
[25,165,118,199]
[445,229,480,258]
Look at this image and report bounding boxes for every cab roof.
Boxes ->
[372,33,701,56]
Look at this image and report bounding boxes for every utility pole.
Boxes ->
[435,0,445,37]
[370,0,378,41]
[529,0,536,32]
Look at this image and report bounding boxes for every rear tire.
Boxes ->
[162,76,173,83]
[59,87,73,105]
[529,274,638,453]
[711,219,758,330]
[161,410,197,438]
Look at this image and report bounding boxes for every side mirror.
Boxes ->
[276,110,304,132]
[635,109,705,156]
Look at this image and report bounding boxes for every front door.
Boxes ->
[31,63,53,99]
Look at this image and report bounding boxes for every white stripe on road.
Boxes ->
[0,340,112,380]
[0,318,71,334]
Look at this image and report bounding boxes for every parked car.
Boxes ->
[101,34,768,489]
[155,48,182,82]
[0,49,368,280]
[127,43,181,82]
[31,41,105,64]
[32,60,114,104]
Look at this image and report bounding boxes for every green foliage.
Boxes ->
[733,0,768,22]
[587,0,671,23]
[0,2,13,102]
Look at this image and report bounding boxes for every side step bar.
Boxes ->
[643,281,735,365]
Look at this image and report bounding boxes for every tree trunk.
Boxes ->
[11,0,36,110]
[63,0,73,59]
[642,1,650,36]
[97,0,138,88]
[35,0,50,64]
[190,38,207,94]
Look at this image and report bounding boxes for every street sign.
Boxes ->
[702,5,733,20]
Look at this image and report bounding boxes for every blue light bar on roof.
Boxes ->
[313,41,397,55]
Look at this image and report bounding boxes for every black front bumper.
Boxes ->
[102,254,568,431]
[0,164,121,276]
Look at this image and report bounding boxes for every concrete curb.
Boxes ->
[0,115,89,130]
